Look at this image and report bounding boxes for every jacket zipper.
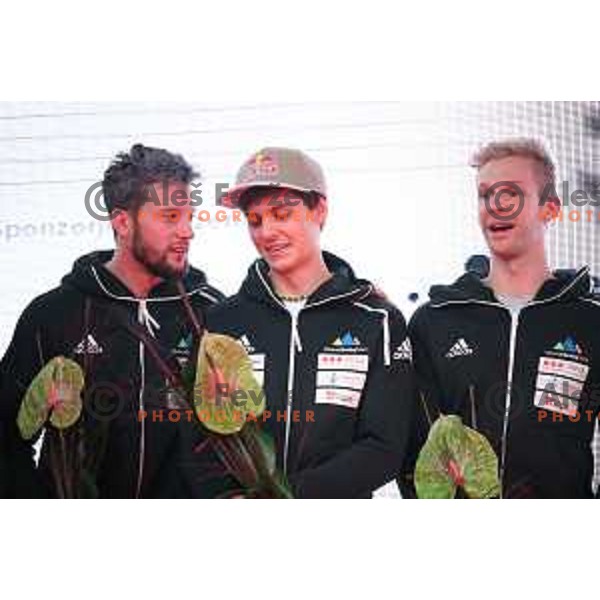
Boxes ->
[135,302,152,499]
[499,309,520,497]
[283,310,301,474]
[135,339,146,498]
[254,265,371,475]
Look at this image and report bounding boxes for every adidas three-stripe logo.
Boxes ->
[74,334,104,356]
[445,338,474,359]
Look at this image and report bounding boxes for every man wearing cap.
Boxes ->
[208,147,416,499]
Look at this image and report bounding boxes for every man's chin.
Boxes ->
[167,262,189,279]
[488,245,521,262]
[147,260,189,280]
[264,256,295,277]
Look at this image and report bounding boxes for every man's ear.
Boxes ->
[540,195,561,225]
[110,209,131,241]
[316,196,328,231]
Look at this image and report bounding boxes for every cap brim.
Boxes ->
[221,182,317,209]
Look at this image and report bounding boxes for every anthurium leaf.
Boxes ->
[48,359,85,430]
[195,334,266,435]
[415,417,458,499]
[17,362,54,441]
[17,357,84,440]
[415,415,500,499]
[450,425,501,499]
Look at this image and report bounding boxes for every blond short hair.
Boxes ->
[472,138,557,194]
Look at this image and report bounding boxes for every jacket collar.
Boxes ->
[62,250,216,303]
[430,266,592,308]
[241,251,372,310]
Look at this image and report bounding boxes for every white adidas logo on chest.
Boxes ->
[445,338,475,360]
[74,334,104,356]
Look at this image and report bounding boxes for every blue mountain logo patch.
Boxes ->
[331,332,363,349]
[553,337,584,357]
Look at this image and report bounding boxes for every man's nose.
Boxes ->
[259,215,281,240]
[177,213,195,240]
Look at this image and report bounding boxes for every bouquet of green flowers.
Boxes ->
[16,313,291,498]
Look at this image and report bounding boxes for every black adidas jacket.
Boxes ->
[206,253,416,499]
[0,251,228,498]
[404,267,600,499]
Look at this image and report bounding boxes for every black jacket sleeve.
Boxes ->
[398,306,442,498]
[289,308,416,499]
[0,300,50,498]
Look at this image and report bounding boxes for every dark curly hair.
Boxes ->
[102,144,199,213]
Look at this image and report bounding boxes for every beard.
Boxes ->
[132,226,189,280]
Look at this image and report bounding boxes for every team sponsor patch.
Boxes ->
[322,332,369,355]
[534,373,584,417]
[534,336,591,417]
[315,388,362,410]
[172,332,193,368]
[315,331,370,409]
[534,388,580,417]
[317,370,367,391]
[318,353,370,372]
[537,358,590,384]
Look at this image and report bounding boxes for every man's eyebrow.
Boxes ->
[479,180,525,191]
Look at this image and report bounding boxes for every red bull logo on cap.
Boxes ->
[240,152,280,183]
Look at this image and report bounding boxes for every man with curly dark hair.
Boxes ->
[0,144,229,498]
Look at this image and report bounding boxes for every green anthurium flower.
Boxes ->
[48,360,85,430]
[17,357,85,440]
[195,334,266,435]
[415,415,501,500]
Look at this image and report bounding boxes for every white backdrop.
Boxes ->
[0,101,596,354]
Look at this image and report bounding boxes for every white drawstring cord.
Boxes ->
[353,303,392,367]
[138,300,161,338]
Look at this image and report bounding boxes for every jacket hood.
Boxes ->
[240,251,374,309]
[429,266,592,308]
[61,250,219,304]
